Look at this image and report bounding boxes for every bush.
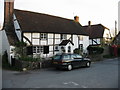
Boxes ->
[14,41,27,58]
[74,48,82,55]
[87,46,104,55]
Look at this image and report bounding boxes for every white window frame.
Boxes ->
[33,46,44,53]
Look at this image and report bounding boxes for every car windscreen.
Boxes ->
[71,54,82,59]
[53,55,61,60]
[75,54,82,58]
[63,54,71,60]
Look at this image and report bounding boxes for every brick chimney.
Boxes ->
[3,0,19,45]
[74,16,79,22]
[3,0,14,30]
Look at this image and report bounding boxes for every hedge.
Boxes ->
[87,46,104,55]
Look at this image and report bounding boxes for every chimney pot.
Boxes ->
[88,21,91,26]
[74,16,79,22]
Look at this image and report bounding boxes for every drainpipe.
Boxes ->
[53,33,55,55]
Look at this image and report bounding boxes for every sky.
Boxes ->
[0,0,120,36]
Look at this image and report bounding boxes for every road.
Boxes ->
[2,58,119,88]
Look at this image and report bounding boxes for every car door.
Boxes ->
[71,54,81,68]
[75,54,84,67]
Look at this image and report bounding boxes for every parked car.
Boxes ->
[52,53,91,71]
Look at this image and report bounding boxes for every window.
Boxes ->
[61,46,65,52]
[33,46,44,53]
[61,34,67,40]
[93,39,97,44]
[68,46,71,52]
[33,46,36,53]
[40,46,44,52]
[79,44,83,52]
[91,39,100,45]
[40,33,47,40]
[36,46,40,53]
[97,39,100,44]
[55,46,59,51]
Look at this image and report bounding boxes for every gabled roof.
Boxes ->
[59,40,74,46]
[14,9,87,35]
[83,24,109,39]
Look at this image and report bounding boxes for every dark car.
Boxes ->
[52,53,91,71]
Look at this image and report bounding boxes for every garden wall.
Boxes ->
[14,59,53,71]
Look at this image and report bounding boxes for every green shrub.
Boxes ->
[73,48,83,55]
[14,41,27,58]
[87,46,104,55]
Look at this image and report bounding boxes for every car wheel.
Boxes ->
[67,65,72,71]
[86,62,90,67]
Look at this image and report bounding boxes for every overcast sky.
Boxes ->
[0,0,120,35]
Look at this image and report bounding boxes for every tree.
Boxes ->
[14,41,27,58]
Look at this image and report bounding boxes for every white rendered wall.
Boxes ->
[14,14,21,41]
[0,31,2,58]
[0,30,11,64]
[73,35,79,50]
[82,36,89,51]
[118,1,120,32]
[0,30,1,90]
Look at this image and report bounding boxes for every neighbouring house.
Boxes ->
[1,0,20,65]
[83,21,112,46]
[0,0,19,64]
[0,26,11,64]
[118,1,120,35]
[112,31,120,45]
[14,9,89,58]
[111,31,120,56]
[0,27,2,60]
[3,0,89,62]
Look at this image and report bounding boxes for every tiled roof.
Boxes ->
[3,23,19,45]
[59,40,74,46]
[14,9,87,35]
[83,24,109,39]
